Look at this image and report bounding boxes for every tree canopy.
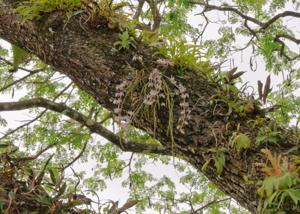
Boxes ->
[0,0,299,213]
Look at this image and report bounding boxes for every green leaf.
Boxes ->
[202,159,211,171]
[259,176,276,197]
[214,152,226,175]
[54,183,67,199]
[264,191,279,210]
[0,115,7,127]
[278,191,288,209]
[8,191,15,200]
[231,133,251,152]
[114,30,136,50]
[48,168,57,185]
[257,186,265,197]
[275,173,296,190]
[0,198,3,212]
[34,195,52,205]
[11,45,30,72]
[0,143,9,148]
[285,189,300,205]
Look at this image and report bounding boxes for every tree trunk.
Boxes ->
[0,1,298,213]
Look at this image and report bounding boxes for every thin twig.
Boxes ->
[0,70,41,92]
[61,140,88,171]
[192,197,231,213]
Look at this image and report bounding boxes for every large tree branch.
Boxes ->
[0,1,299,213]
[0,98,170,155]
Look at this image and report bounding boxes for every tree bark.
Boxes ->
[0,1,298,213]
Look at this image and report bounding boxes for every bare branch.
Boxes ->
[276,34,300,44]
[0,111,45,140]
[0,56,44,74]
[192,197,231,213]
[262,10,300,29]
[192,2,263,26]
[61,140,88,171]
[111,199,139,214]
[133,0,146,20]
[145,0,161,31]
[0,98,169,155]
[17,144,55,161]
[0,69,41,92]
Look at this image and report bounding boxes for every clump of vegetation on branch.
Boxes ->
[113,65,191,143]
[0,143,95,213]
[16,0,83,20]
[153,35,213,77]
[256,149,300,213]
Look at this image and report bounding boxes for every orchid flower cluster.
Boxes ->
[113,67,191,134]
[113,79,133,128]
[169,77,191,133]
[143,68,164,106]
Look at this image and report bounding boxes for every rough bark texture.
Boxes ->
[0,1,298,213]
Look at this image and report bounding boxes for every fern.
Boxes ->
[154,35,213,76]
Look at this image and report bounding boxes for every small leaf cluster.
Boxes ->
[256,123,281,145]
[155,35,213,76]
[16,0,82,20]
[230,133,251,153]
[114,30,136,50]
[202,147,227,176]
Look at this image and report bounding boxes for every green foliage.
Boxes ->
[10,45,30,72]
[16,0,82,20]
[257,173,300,212]
[258,34,283,71]
[97,143,127,179]
[256,123,281,145]
[268,72,300,125]
[235,0,267,14]
[204,26,236,60]
[0,144,93,213]
[160,0,193,36]
[256,149,300,212]
[155,35,213,76]
[114,30,136,50]
[211,82,259,117]
[230,133,251,153]
[203,148,227,176]
[214,150,226,176]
